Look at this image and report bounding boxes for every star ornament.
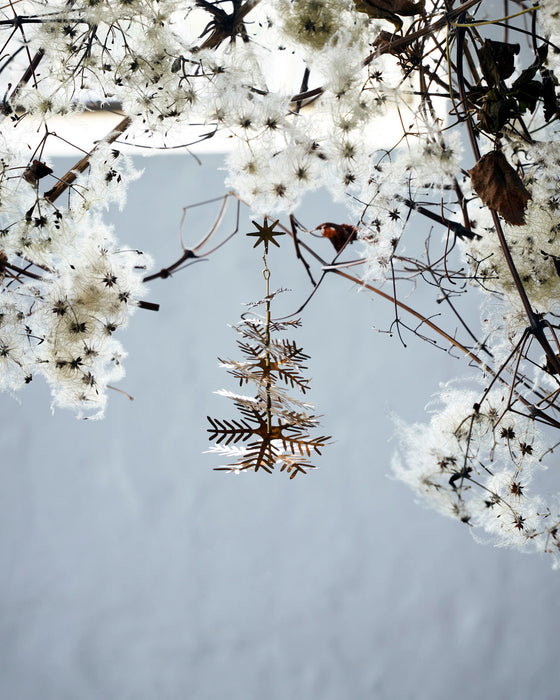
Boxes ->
[247,217,284,254]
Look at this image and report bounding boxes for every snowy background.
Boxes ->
[0,154,559,700]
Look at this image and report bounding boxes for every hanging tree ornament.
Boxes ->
[206,219,330,478]
[246,216,284,253]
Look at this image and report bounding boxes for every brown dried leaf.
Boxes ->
[23,159,53,185]
[360,0,425,15]
[478,39,520,86]
[371,30,409,56]
[353,0,424,29]
[391,0,425,14]
[0,249,6,285]
[468,150,531,226]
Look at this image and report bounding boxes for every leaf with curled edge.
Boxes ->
[468,151,531,226]
[352,0,425,31]
[23,159,53,185]
[536,44,560,122]
[478,39,520,87]
[540,250,560,277]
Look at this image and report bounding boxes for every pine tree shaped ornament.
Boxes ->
[207,218,330,478]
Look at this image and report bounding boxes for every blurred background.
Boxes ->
[0,152,559,700]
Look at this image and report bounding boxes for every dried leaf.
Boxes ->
[0,249,6,285]
[468,151,531,226]
[390,0,425,14]
[23,159,53,185]
[371,30,409,56]
[477,88,515,133]
[478,39,520,86]
[510,66,542,114]
[536,44,560,122]
[542,69,559,122]
[352,0,424,30]
[540,249,560,277]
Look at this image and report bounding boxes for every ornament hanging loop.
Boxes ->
[262,255,270,291]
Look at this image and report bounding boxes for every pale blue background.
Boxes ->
[0,154,559,699]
